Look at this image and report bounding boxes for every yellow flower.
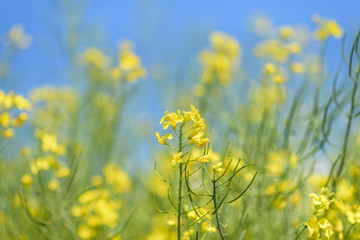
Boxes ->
[343,204,360,224]
[172,152,182,166]
[0,112,10,127]
[39,133,66,155]
[313,15,343,41]
[290,62,305,74]
[335,220,344,239]
[91,175,103,185]
[155,132,173,145]
[71,205,85,217]
[199,31,240,86]
[2,128,14,138]
[336,180,355,202]
[264,62,277,75]
[56,167,71,178]
[109,235,121,240]
[201,222,217,233]
[192,118,207,130]
[309,189,334,210]
[82,47,109,69]
[318,218,333,240]
[212,162,224,173]
[77,224,96,239]
[289,153,299,168]
[109,67,122,80]
[254,40,290,63]
[119,50,140,71]
[21,147,31,156]
[305,215,320,239]
[11,112,28,127]
[286,41,302,54]
[21,174,33,187]
[117,41,146,82]
[271,74,286,84]
[182,105,201,122]
[14,95,32,111]
[160,110,184,129]
[48,179,59,191]
[189,130,209,147]
[279,25,294,39]
[195,155,210,163]
[6,24,32,49]
[266,152,285,176]
[103,164,132,194]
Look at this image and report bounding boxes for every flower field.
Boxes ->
[0,3,360,240]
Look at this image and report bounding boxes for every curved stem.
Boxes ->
[334,67,359,187]
[212,176,225,240]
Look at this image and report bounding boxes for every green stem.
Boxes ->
[213,176,225,240]
[334,68,359,187]
[177,125,184,240]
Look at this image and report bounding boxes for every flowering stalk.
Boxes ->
[212,172,225,240]
[177,124,184,240]
[154,105,210,239]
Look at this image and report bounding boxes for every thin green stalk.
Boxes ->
[212,175,225,240]
[333,32,360,186]
[333,68,359,187]
[177,125,184,240]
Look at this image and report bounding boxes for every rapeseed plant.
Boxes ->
[1,8,360,240]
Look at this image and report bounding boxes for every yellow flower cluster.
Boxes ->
[198,31,240,86]
[103,164,132,194]
[37,132,67,155]
[156,105,208,149]
[251,85,286,114]
[155,105,209,166]
[263,62,287,84]
[303,180,360,239]
[265,180,301,209]
[0,90,31,138]
[343,204,360,225]
[20,133,70,191]
[83,47,110,69]
[254,39,301,63]
[82,41,146,83]
[306,215,333,240]
[312,15,343,41]
[266,151,298,176]
[2,24,32,49]
[201,222,217,233]
[309,190,336,212]
[253,24,307,86]
[71,163,131,239]
[305,188,342,240]
[30,86,76,132]
[115,41,146,83]
[71,189,121,239]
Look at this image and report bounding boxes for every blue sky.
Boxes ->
[1,0,359,166]
[1,0,359,93]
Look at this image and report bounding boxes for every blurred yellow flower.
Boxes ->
[21,174,33,187]
[313,15,343,41]
[3,24,32,49]
[48,179,59,191]
[1,128,14,138]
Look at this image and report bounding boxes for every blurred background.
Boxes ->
[1,0,360,167]
[1,1,360,239]
[1,0,360,90]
